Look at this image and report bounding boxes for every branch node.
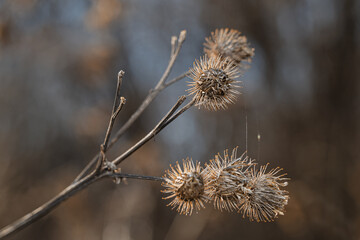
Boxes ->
[104,162,121,184]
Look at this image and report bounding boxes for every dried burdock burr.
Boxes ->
[204,28,255,66]
[188,55,241,111]
[162,158,208,215]
[204,147,254,212]
[237,164,289,222]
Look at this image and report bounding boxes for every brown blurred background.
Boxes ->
[0,0,359,239]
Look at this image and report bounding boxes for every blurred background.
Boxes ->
[0,0,359,239]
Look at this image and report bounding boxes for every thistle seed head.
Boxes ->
[204,28,255,66]
[238,164,289,222]
[204,147,254,212]
[188,55,241,111]
[162,158,208,215]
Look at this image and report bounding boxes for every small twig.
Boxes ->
[73,31,187,183]
[75,72,126,181]
[0,31,194,239]
[156,30,186,88]
[0,97,191,238]
[98,97,126,162]
[162,71,190,89]
[73,71,189,183]
[111,96,187,166]
[94,72,126,173]
[106,172,164,182]
[108,30,187,148]
[159,98,196,130]
[102,71,126,152]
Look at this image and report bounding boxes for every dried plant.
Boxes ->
[238,164,289,222]
[204,147,254,212]
[160,147,289,222]
[188,55,240,111]
[0,28,289,239]
[162,159,208,215]
[204,28,255,66]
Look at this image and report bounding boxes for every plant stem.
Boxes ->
[102,71,126,152]
[0,95,191,239]
[107,172,164,182]
[0,171,105,239]
[107,31,187,149]
[73,31,187,183]
[111,96,187,166]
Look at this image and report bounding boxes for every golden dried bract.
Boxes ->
[204,147,254,212]
[204,28,255,66]
[188,55,241,111]
[162,158,208,215]
[237,164,289,222]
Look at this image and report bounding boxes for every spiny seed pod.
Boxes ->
[204,28,255,66]
[238,164,289,222]
[162,158,208,215]
[204,147,254,212]
[188,55,240,111]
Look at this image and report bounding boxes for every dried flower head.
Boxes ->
[188,55,240,111]
[238,164,289,222]
[162,158,208,215]
[204,28,255,66]
[204,147,254,212]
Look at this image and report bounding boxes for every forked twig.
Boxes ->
[79,71,126,176]
[102,71,126,152]
[111,96,188,166]
[95,71,126,172]
[108,30,187,148]
[158,98,196,130]
[73,31,188,183]
[0,95,192,239]
[0,30,194,239]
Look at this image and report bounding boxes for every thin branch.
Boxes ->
[156,30,187,88]
[0,171,106,239]
[101,97,126,150]
[2,96,183,237]
[108,30,187,148]
[75,72,126,181]
[112,96,188,166]
[73,31,187,183]
[73,155,99,184]
[98,97,126,169]
[102,71,126,152]
[162,70,190,89]
[159,98,196,130]
[0,31,194,239]
[107,172,164,182]
[72,71,189,183]
[0,97,191,238]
